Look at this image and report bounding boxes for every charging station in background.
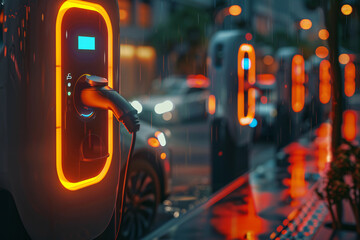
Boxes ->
[207,30,254,192]
[275,47,310,151]
[0,0,139,239]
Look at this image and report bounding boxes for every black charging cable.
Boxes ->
[115,131,136,240]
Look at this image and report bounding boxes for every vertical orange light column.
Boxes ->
[208,95,216,115]
[237,44,256,125]
[343,110,357,141]
[291,55,305,112]
[344,62,356,97]
[319,60,331,104]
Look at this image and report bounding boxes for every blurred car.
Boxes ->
[130,75,210,125]
[118,121,171,239]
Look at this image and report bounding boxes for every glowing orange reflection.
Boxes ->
[315,123,332,172]
[344,62,356,97]
[319,60,331,104]
[208,94,216,115]
[292,55,305,112]
[238,44,256,125]
[343,110,357,142]
[283,143,307,205]
[210,186,266,238]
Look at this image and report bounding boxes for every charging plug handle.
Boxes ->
[80,75,140,133]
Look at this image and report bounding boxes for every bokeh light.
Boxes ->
[229,5,242,16]
[263,55,274,65]
[339,54,350,65]
[315,46,329,59]
[300,19,312,30]
[341,4,353,16]
[245,33,253,41]
[318,29,329,40]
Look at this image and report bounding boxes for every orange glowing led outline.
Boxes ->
[291,55,305,112]
[56,0,114,191]
[319,60,331,104]
[238,44,256,125]
[344,62,356,97]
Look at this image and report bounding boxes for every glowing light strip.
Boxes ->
[237,44,256,126]
[56,0,114,191]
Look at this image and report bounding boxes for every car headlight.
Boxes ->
[130,100,143,114]
[154,100,174,114]
[147,131,167,148]
[155,131,166,146]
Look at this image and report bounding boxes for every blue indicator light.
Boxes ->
[242,58,251,70]
[78,36,95,50]
[249,118,258,128]
[81,112,94,118]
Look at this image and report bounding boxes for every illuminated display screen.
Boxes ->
[78,36,96,50]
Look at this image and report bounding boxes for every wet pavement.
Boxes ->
[145,122,334,239]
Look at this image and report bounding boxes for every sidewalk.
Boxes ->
[144,123,334,240]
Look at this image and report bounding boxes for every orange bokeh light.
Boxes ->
[257,74,276,85]
[300,19,312,30]
[344,62,356,97]
[341,4,353,15]
[263,55,274,65]
[160,153,167,160]
[319,60,331,104]
[229,5,242,16]
[339,54,350,65]
[315,46,329,59]
[208,94,216,115]
[148,137,160,148]
[292,55,305,112]
[318,29,329,40]
[342,110,357,142]
[119,9,128,20]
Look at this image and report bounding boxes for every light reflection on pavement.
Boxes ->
[147,122,334,239]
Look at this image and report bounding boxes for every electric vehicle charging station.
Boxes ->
[275,47,308,150]
[0,0,140,239]
[208,30,254,192]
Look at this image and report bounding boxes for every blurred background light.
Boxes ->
[318,29,329,40]
[300,19,312,30]
[229,5,242,16]
[315,46,329,59]
[339,53,350,65]
[341,4,353,15]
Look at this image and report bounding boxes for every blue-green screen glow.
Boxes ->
[78,36,95,50]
